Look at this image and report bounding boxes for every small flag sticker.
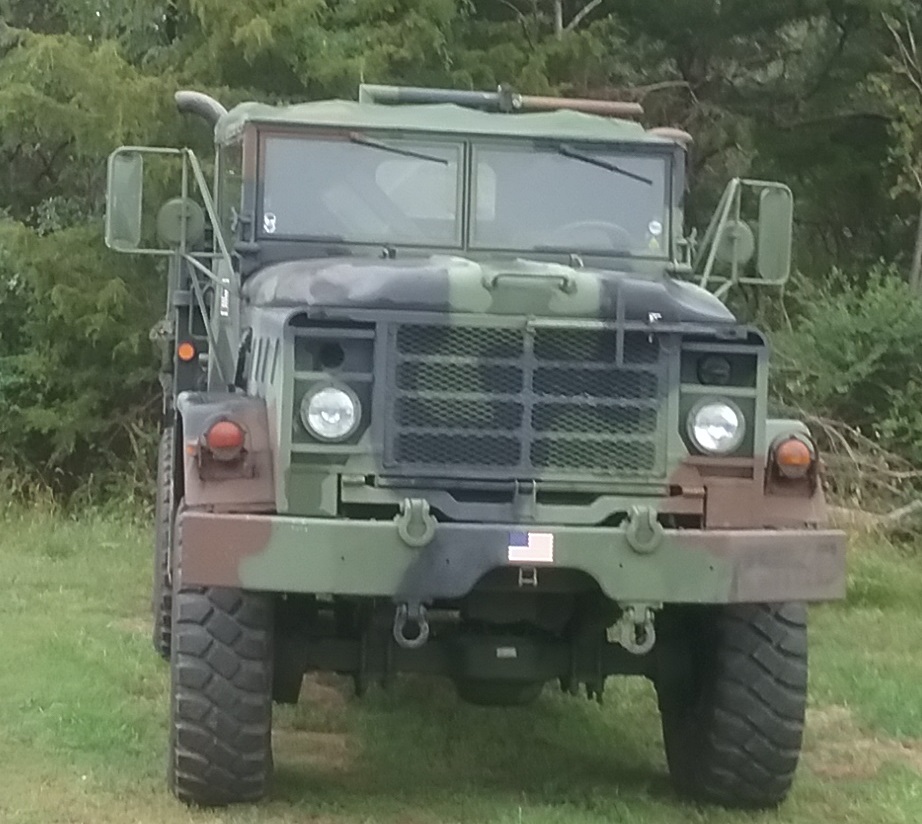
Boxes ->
[507,531,554,564]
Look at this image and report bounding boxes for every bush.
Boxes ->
[770,266,922,505]
[0,219,160,500]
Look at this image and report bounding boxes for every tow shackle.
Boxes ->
[393,602,430,650]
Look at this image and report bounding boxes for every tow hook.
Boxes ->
[393,602,430,649]
[610,604,658,655]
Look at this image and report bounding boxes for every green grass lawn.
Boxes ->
[1,509,921,824]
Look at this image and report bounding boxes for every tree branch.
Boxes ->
[565,0,603,32]
[497,0,536,50]
[884,13,922,97]
[498,0,526,20]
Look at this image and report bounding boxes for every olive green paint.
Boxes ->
[104,83,844,609]
[215,100,659,145]
[204,515,846,603]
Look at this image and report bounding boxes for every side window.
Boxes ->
[218,141,243,240]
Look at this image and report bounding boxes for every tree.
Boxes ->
[879,7,922,290]
[0,0,917,494]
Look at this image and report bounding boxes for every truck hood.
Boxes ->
[241,255,736,325]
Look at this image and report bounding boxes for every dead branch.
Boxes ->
[565,0,604,33]
[883,13,922,97]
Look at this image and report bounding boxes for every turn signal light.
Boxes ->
[204,420,245,458]
[774,437,813,479]
[177,341,197,362]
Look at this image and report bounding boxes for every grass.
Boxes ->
[1,509,922,824]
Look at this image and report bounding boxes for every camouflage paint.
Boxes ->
[116,86,846,616]
[177,509,845,603]
[241,256,732,321]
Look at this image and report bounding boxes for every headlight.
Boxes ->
[687,400,744,455]
[301,385,360,441]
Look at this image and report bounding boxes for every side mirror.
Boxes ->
[756,186,793,283]
[714,219,755,268]
[105,150,144,251]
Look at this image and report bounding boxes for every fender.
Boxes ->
[175,391,275,512]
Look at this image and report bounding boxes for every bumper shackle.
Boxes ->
[393,603,430,650]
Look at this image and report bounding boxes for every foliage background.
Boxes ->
[1,0,922,504]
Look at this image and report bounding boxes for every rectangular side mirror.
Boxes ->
[756,186,793,284]
[105,150,144,251]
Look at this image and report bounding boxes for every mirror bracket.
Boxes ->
[693,178,794,297]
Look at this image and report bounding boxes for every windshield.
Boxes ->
[472,145,670,256]
[260,135,462,245]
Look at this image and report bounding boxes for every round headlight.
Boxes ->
[301,386,360,441]
[688,400,745,455]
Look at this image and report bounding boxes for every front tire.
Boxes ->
[168,585,275,806]
[152,427,174,659]
[655,603,807,809]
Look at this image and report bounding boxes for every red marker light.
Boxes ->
[205,420,245,453]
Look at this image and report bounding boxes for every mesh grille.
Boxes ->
[397,361,523,394]
[534,329,659,365]
[531,438,656,472]
[398,397,523,430]
[533,367,658,399]
[531,403,658,435]
[386,324,664,477]
[396,433,521,466]
[397,325,524,358]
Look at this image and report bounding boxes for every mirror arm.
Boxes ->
[697,178,740,290]
[729,182,743,288]
[182,253,230,387]
[183,149,234,271]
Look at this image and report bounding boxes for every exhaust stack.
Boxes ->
[174,90,228,127]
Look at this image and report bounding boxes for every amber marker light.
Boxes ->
[177,341,196,362]
[774,437,813,479]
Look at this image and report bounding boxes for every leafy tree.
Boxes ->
[876,5,922,289]
[0,0,920,496]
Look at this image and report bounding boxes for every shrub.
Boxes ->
[770,266,922,504]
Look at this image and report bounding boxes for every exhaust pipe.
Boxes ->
[174,90,228,127]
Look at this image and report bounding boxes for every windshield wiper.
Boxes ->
[348,133,448,165]
[557,144,653,185]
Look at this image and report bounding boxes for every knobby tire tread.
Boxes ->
[659,602,808,809]
[152,427,174,659]
[169,585,274,806]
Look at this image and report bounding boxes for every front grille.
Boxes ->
[384,323,666,478]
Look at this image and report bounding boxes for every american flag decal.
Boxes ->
[507,531,554,564]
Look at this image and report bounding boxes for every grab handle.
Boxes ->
[482,270,578,295]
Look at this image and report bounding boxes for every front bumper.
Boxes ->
[178,510,846,604]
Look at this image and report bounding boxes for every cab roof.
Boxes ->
[215,99,672,146]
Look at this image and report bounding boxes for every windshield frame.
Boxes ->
[468,140,675,260]
[255,129,466,249]
[250,128,679,261]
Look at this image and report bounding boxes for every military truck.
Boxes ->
[105,84,846,809]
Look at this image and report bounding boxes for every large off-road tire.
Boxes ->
[152,427,174,659]
[655,603,807,809]
[455,679,543,707]
[168,585,275,806]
